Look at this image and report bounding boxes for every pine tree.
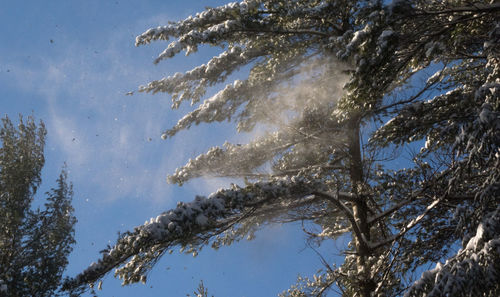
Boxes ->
[0,115,77,297]
[64,1,499,296]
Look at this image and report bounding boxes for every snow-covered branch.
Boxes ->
[405,205,500,297]
[63,176,324,292]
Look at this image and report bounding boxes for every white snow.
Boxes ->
[466,223,484,251]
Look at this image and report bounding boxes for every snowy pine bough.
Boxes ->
[64,1,500,296]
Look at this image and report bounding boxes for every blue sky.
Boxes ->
[0,1,338,296]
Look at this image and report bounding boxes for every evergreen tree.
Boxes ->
[64,1,499,296]
[0,115,77,297]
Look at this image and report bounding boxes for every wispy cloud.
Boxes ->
[2,12,236,206]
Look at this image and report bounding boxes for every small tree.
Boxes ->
[187,281,213,297]
[65,1,499,296]
[0,115,77,297]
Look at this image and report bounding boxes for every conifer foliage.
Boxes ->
[0,116,77,297]
[65,1,499,296]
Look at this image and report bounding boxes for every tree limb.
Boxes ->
[312,191,370,251]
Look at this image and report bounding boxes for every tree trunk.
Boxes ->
[347,116,375,297]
